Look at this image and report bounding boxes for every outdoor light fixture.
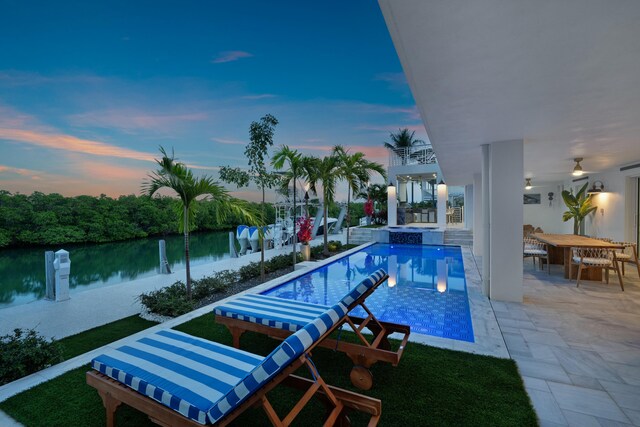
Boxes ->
[388,181,395,188]
[572,158,584,176]
[525,178,532,190]
[438,179,445,186]
[587,180,605,194]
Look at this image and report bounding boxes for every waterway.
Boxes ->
[0,231,231,308]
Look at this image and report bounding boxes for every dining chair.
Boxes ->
[524,238,550,273]
[612,241,640,277]
[571,247,624,291]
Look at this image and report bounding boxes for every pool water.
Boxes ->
[262,243,474,342]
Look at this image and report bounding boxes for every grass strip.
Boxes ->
[1,313,537,426]
[57,315,158,361]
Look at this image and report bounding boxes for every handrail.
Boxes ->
[388,146,438,167]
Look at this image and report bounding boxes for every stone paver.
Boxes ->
[496,261,640,426]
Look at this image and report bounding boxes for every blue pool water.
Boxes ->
[262,243,474,342]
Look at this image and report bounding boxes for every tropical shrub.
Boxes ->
[0,329,63,386]
[138,282,195,317]
[192,270,236,300]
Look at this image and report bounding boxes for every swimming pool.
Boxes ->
[262,243,474,342]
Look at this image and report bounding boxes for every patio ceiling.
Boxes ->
[379,0,640,186]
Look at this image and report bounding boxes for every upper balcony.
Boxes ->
[387,144,438,167]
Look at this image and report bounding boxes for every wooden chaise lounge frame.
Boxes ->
[216,272,410,390]
[87,314,382,427]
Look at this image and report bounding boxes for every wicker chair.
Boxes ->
[612,242,640,277]
[571,247,624,291]
[524,238,550,273]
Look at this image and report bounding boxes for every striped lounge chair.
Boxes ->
[87,301,381,426]
[214,269,410,390]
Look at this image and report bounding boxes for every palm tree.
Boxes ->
[272,145,303,269]
[143,147,256,299]
[306,154,341,256]
[333,145,386,245]
[383,128,425,165]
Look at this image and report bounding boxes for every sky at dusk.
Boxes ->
[0,0,426,202]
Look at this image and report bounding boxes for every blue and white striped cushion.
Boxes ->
[213,269,387,335]
[207,301,348,423]
[214,294,330,332]
[91,329,264,425]
[338,268,387,308]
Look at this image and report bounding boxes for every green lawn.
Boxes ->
[57,315,158,360]
[0,313,537,426]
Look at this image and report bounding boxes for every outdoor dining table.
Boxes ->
[530,233,624,280]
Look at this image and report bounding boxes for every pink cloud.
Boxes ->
[0,164,43,180]
[76,160,147,182]
[68,109,208,133]
[211,51,253,64]
[0,128,156,162]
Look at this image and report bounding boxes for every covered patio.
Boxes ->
[379,0,640,424]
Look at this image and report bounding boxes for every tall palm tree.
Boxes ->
[383,128,425,165]
[306,154,341,256]
[272,145,303,269]
[143,147,256,299]
[333,145,386,245]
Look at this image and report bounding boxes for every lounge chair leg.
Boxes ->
[622,261,625,276]
[229,327,244,348]
[98,391,121,427]
[350,366,374,391]
[605,267,609,284]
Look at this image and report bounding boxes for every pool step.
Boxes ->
[443,229,473,247]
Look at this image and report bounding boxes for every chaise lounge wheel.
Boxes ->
[350,365,373,390]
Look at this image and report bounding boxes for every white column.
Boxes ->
[387,183,397,226]
[472,173,483,256]
[464,184,473,230]
[489,140,523,302]
[481,145,491,296]
[437,182,448,229]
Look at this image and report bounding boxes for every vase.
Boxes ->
[301,244,311,261]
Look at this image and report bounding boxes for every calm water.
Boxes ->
[0,231,231,308]
[262,243,474,342]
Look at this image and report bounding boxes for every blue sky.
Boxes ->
[0,0,425,201]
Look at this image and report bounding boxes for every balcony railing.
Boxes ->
[388,145,438,167]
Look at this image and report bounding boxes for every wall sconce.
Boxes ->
[548,192,554,206]
[572,158,584,176]
[525,178,532,190]
[437,179,446,187]
[587,180,605,195]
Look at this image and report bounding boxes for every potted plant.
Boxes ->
[297,216,313,261]
[561,182,597,235]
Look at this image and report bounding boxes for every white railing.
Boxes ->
[388,146,437,167]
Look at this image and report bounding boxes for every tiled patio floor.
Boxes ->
[494,261,640,426]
